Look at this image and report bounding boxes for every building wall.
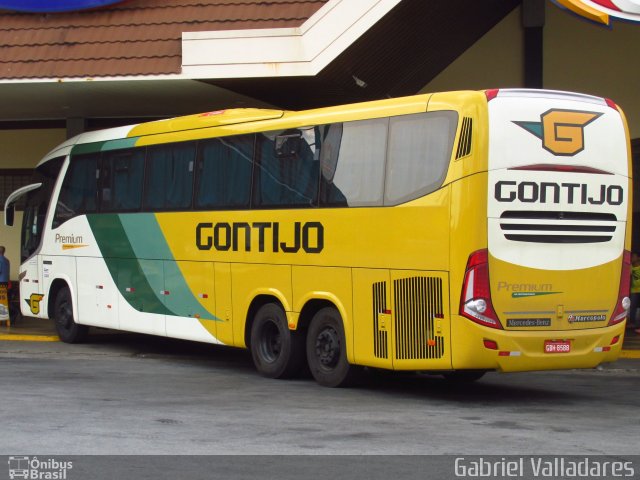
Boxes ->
[423,3,640,140]
[421,8,524,93]
[544,4,640,139]
[0,129,65,278]
[0,129,66,169]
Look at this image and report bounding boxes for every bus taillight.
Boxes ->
[460,249,503,329]
[485,89,499,101]
[609,250,631,326]
[605,98,618,110]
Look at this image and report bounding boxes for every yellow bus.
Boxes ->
[4,89,632,386]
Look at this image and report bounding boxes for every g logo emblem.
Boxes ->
[514,109,603,157]
[27,294,45,315]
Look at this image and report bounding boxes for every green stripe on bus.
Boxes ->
[87,213,220,322]
[71,141,106,155]
[70,138,139,156]
[101,138,139,151]
[119,214,220,322]
[119,213,170,259]
[87,214,173,317]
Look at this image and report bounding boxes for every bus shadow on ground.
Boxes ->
[357,369,593,405]
[82,329,256,370]
[82,329,595,406]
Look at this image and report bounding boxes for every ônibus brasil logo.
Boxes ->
[0,0,125,13]
[513,109,603,157]
[552,0,640,27]
[8,456,73,479]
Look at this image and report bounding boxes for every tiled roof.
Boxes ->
[0,0,328,80]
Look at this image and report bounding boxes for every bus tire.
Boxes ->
[53,287,88,344]
[306,307,361,387]
[442,371,486,383]
[250,303,304,379]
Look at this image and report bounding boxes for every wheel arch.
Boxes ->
[244,294,285,349]
[47,277,75,321]
[297,294,353,361]
[244,293,352,360]
[297,299,336,333]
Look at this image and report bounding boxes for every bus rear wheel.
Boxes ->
[306,307,361,387]
[250,303,304,379]
[53,287,88,344]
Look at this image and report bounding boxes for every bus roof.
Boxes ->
[39,89,615,166]
[38,93,440,165]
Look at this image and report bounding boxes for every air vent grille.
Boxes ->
[394,276,444,360]
[372,281,388,359]
[455,117,473,159]
[499,211,617,243]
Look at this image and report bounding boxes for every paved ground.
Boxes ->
[622,326,640,352]
[0,326,639,458]
[1,319,638,479]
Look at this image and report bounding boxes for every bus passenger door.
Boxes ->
[390,270,451,370]
[17,188,47,318]
[352,269,393,370]
[19,256,44,318]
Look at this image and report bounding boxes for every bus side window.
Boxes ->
[144,142,196,211]
[100,149,145,212]
[318,122,346,206]
[53,153,100,227]
[320,118,387,207]
[254,127,319,208]
[384,111,458,206]
[195,135,254,210]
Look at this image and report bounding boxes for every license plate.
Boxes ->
[544,340,571,353]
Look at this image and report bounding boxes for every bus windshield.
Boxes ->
[19,157,64,262]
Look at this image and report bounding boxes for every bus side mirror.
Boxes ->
[4,203,14,227]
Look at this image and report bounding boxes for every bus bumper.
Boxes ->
[450,315,626,372]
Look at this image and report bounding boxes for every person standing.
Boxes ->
[0,246,9,324]
[0,246,9,283]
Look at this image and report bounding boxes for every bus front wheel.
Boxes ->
[53,287,88,344]
[250,303,304,379]
[306,307,361,387]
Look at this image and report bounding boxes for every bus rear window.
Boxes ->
[320,118,387,207]
[319,111,458,208]
[384,111,457,205]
